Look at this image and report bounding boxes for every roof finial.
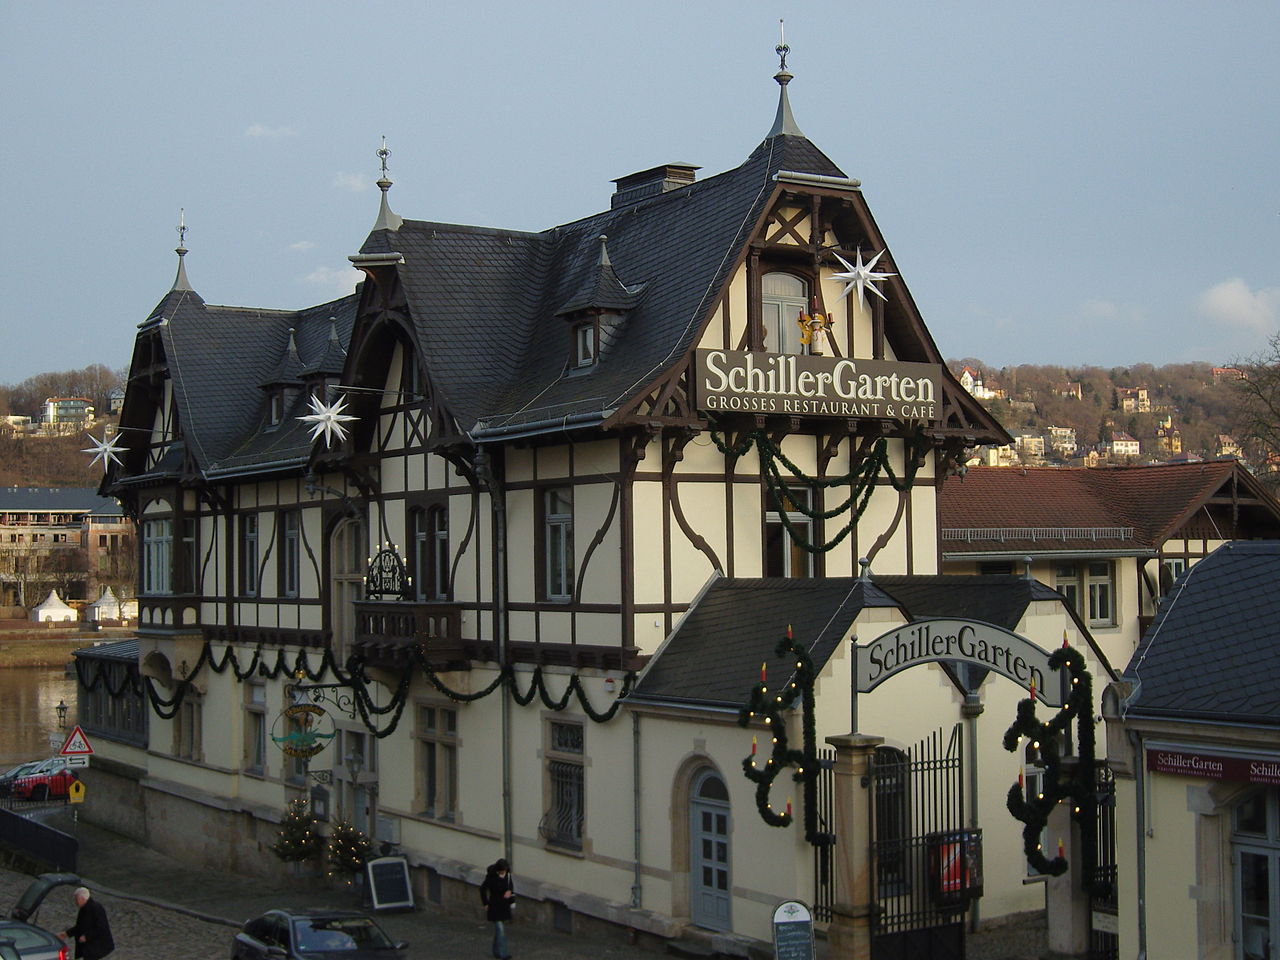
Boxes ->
[172,208,194,292]
[372,135,403,232]
[598,234,612,268]
[767,24,804,139]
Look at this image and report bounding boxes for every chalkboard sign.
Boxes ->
[771,900,815,960]
[366,856,413,911]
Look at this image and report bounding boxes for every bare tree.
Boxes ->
[1233,335,1280,487]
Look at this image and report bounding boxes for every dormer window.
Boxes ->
[573,321,598,368]
[268,391,284,426]
[762,272,808,354]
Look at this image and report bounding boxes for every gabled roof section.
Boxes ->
[142,291,357,477]
[554,235,644,316]
[629,574,1086,708]
[1123,540,1280,726]
[939,462,1280,556]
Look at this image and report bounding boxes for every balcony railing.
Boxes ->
[353,600,466,666]
[941,526,1134,543]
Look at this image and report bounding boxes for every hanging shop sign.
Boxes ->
[271,702,337,759]
[1146,748,1280,786]
[856,619,1062,706]
[694,349,942,421]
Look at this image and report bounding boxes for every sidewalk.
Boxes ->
[20,809,1043,960]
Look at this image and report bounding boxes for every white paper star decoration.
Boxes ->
[82,432,126,473]
[298,393,357,448]
[831,248,896,310]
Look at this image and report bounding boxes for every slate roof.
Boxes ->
[0,487,122,515]
[939,462,1280,556]
[1123,540,1280,726]
[630,574,1072,708]
[133,289,357,478]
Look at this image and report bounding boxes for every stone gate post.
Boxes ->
[824,732,883,960]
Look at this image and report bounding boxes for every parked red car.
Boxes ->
[4,758,76,801]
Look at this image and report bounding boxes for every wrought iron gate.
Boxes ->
[813,747,836,923]
[871,724,971,960]
[1089,763,1119,960]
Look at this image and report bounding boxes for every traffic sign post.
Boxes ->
[59,725,94,757]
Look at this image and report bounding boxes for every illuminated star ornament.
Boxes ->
[82,432,126,473]
[298,393,357,448]
[831,248,896,310]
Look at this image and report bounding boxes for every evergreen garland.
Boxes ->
[1001,643,1100,891]
[324,818,372,883]
[736,628,830,848]
[271,797,323,863]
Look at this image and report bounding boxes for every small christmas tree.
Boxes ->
[325,818,371,883]
[271,797,322,863]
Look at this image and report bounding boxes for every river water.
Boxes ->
[0,667,79,768]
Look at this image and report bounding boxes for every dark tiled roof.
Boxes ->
[1123,540,1280,726]
[154,293,358,476]
[631,574,1060,707]
[0,487,122,514]
[74,638,139,662]
[939,462,1280,555]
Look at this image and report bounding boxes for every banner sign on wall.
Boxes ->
[1147,748,1280,786]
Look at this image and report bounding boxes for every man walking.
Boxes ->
[62,887,115,960]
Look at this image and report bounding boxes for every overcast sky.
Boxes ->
[2,1,1277,385]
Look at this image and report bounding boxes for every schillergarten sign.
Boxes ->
[694,349,942,421]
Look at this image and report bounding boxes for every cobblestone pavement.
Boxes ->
[0,808,1044,959]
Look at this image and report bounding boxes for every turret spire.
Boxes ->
[766,20,805,139]
[372,135,403,232]
[172,208,194,292]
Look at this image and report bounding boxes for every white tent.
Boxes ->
[30,590,76,623]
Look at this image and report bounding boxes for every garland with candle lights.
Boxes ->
[736,627,831,848]
[1001,640,1099,889]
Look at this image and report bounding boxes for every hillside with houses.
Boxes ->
[947,359,1250,467]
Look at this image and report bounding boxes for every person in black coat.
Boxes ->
[62,887,115,960]
[479,859,514,959]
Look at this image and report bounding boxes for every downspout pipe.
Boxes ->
[475,446,512,865]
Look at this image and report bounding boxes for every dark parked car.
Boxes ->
[232,909,407,959]
[0,872,81,960]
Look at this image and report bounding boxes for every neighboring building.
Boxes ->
[1102,431,1140,459]
[0,487,134,610]
[1055,381,1082,400]
[1046,425,1077,456]
[1211,366,1244,383]
[42,396,95,424]
[1115,387,1150,413]
[73,58,1125,953]
[1154,425,1181,456]
[1104,540,1280,959]
[1014,433,1045,460]
[1217,434,1242,459]
[939,462,1280,667]
[958,366,1004,400]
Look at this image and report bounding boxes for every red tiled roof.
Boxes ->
[940,461,1276,554]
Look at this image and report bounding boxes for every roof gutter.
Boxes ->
[470,408,616,442]
[941,548,1153,562]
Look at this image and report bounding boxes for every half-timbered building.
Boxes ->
[79,56,1121,951]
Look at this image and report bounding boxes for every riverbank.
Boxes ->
[0,622,133,667]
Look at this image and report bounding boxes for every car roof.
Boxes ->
[274,909,376,921]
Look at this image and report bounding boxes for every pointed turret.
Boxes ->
[555,235,644,317]
[304,316,348,378]
[351,136,405,266]
[765,30,804,140]
[172,207,194,292]
[261,327,305,388]
[140,210,205,329]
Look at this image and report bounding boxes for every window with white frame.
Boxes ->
[430,506,449,600]
[1054,560,1116,627]
[141,517,173,595]
[1234,787,1280,960]
[245,681,267,774]
[764,486,814,578]
[761,272,807,355]
[574,322,597,368]
[241,513,259,597]
[542,720,584,850]
[544,488,574,601]
[415,703,458,820]
[180,517,198,594]
[281,510,301,598]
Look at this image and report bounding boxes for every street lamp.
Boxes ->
[55,700,68,728]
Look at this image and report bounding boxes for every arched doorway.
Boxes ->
[690,768,731,931]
